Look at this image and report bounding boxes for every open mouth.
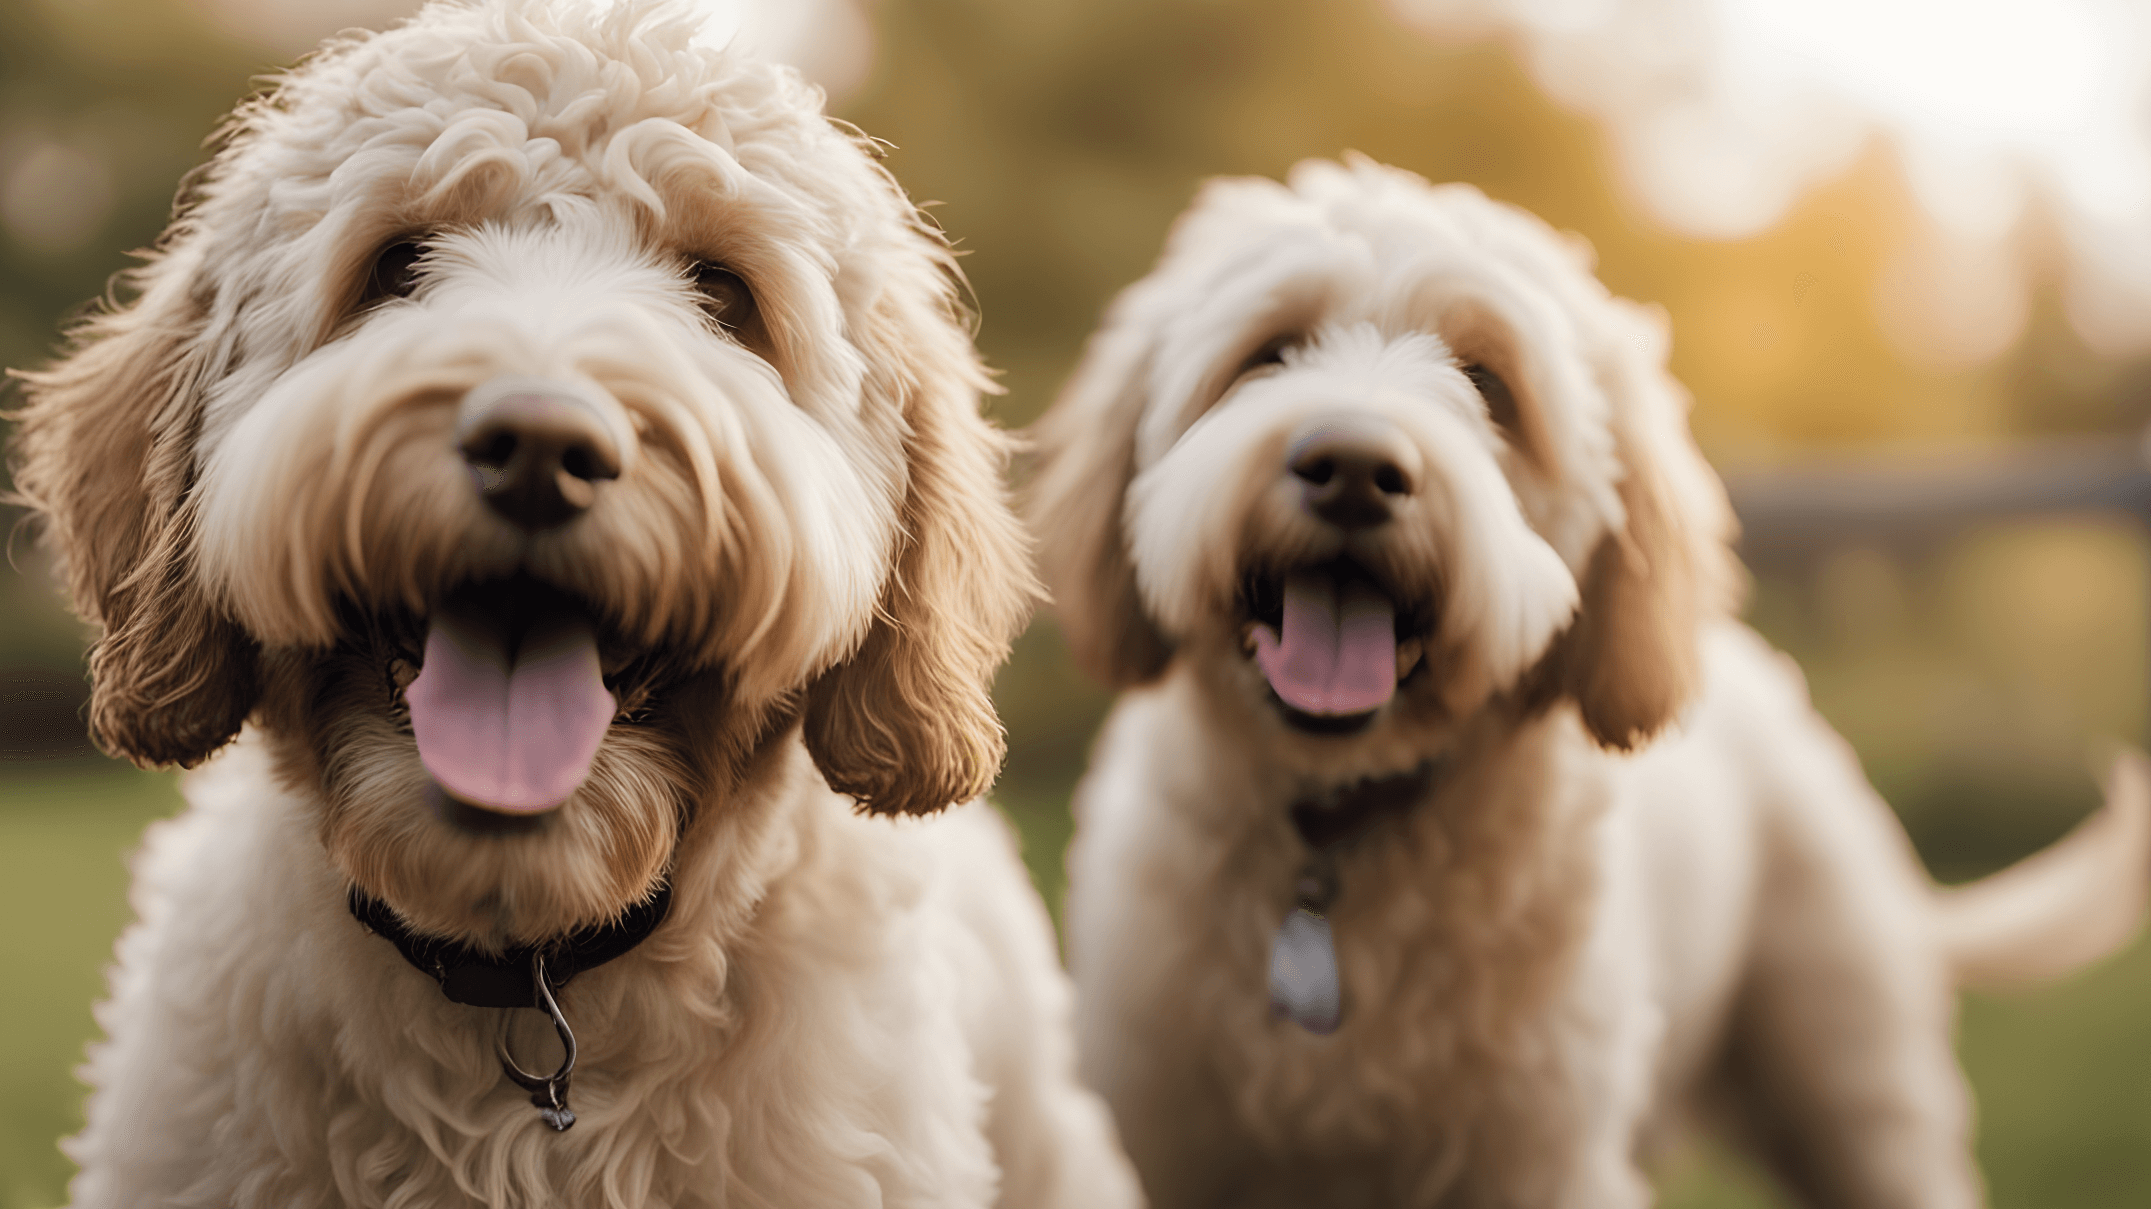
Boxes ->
[1240,561,1430,735]
[403,576,620,818]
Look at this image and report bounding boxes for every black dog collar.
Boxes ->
[347,880,674,1008]
[1288,758,1447,854]
[348,881,673,1132]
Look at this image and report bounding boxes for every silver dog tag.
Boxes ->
[1268,904,1341,1035]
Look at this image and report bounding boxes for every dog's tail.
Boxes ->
[1931,748,2151,990]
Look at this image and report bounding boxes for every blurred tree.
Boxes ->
[0,1,270,752]
[843,0,2033,455]
[0,0,269,375]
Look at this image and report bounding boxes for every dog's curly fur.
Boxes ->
[8,2,1139,1204]
[1032,157,2151,1208]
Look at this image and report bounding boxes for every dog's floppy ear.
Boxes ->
[802,259,1036,817]
[1025,317,1173,687]
[1540,301,1737,750]
[9,253,261,767]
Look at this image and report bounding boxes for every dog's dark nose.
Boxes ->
[1287,416,1420,529]
[456,382,622,531]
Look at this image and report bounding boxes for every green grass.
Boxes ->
[1960,936,2151,1207]
[0,763,183,1209]
[993,779,1079,923]
[3,765,2148,1208]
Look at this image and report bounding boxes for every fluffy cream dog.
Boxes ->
[1031,156,2151,1208]
[8,3,1139,1205]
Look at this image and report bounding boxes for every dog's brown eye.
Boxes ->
[691,261,773,356]
[1461,362,1520,437]
[693,263,755,327]
[362,240,425,308]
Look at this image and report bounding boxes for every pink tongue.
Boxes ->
[1252,574,1398,717]
[405,611,616,814]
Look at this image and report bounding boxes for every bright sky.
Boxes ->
[1727,0,2144,234]
[1391,0,2151,361]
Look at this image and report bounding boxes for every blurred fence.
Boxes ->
[1733,434,2151,564]
[1729,434,2151,747]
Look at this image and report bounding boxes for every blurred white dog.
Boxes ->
[1031,156,2151,1208]
[9,3,1138,1205]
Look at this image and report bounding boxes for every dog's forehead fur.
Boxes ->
[178,1,917,442]
[211,1,873,245]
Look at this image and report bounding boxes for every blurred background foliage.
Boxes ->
[3,0,2149,1205]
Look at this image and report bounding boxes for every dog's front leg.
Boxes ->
[1448,1053,1657,1209]
[1450,894,1661,1209]
[1439,1052,1656,1209]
